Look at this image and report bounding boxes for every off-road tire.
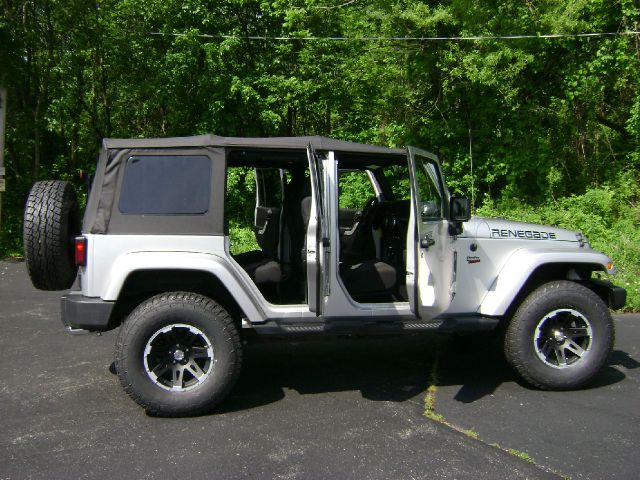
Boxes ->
[114,292,242,416]
[505,280,614,390]
[23,180,81,290]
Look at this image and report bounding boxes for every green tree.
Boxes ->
[0,0,638,308]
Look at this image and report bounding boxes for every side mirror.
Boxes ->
[450,196,471,222]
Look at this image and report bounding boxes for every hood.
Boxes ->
[463,216,582,243]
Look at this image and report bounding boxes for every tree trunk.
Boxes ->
[33,99,41,182]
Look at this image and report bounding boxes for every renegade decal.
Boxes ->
[466,256,481,264]
[491,228,557,240]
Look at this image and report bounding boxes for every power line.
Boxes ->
[314,0,361,10]
[149,30,640,42]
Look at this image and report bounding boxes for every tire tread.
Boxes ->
[114,292,242,416]
[23,180,79,290]
[505,280,614,390]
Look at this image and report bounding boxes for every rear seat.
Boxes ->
[234,250,282,285]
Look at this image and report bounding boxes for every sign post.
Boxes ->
[0,86,6,228]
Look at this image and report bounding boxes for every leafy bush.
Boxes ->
[228,220,259,256]
[477,172,640,311]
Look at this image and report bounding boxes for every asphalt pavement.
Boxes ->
[1,260,638,479]
[434,316,640,479]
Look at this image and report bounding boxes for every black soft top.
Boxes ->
[101,134,406,157]
[84,135,407,235]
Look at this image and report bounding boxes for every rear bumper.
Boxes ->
[61,292,115,331]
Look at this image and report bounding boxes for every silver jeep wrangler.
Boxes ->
[23,135,626,415]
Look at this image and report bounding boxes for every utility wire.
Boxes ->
[149,31,640,42]
[314,0,361,10]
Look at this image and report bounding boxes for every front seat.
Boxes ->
[339,260,398,301]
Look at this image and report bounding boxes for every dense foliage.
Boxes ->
[1,0,638,308]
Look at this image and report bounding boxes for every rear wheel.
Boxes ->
[115,292,242,416]
[505,280,614,390]
[23,180,81,290]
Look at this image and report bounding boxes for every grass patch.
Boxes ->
[462,428,480,440]
[489,443,572,478]
[505,447,534,464]
[422,352,476,441]
[423,384,445,422]
[423,353,445,422]
[490,443,535,464]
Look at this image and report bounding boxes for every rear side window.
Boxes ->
[119,155,211,215]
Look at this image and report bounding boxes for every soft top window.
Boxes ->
[119,155,211,215]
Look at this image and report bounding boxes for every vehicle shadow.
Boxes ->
[435,334,630,402]
[217,332,632,414]
[217,334,443,413]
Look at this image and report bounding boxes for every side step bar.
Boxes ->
[252,316,500,336]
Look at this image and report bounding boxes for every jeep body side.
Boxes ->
[23,135,626,415]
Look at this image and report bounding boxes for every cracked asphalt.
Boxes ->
[1,260,638,479]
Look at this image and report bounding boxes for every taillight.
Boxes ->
[75,236,87,266]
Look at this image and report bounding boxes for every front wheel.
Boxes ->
[115,292,242,416]
[505,281,614,390]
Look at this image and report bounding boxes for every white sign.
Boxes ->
[0,167,4,176]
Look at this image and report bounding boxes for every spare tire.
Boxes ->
[23,180,81,290]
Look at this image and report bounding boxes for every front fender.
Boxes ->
[101,251,266,323]
[479,248,614,316]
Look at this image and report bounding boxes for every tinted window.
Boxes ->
[414,157,444,221]
[119,155,211,215]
